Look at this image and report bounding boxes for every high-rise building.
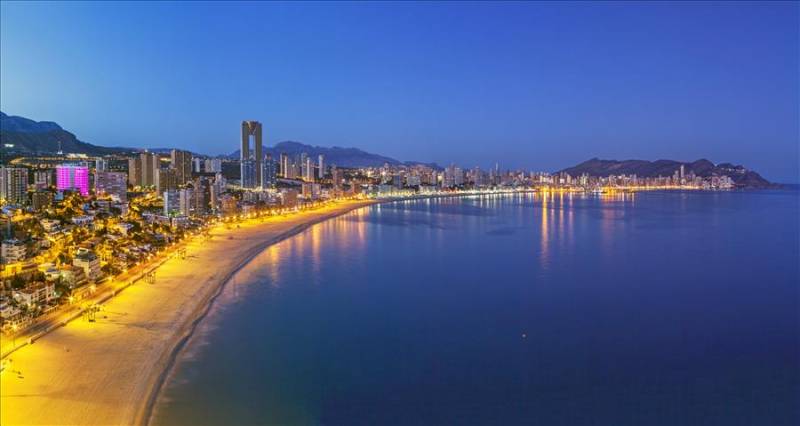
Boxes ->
[280,153,289,178]
[240,121,263,189]
[34,170,53,190]
[155,168,178,194]
[30,191,53,211]
[318,154,324,180]
[128,157,142,187]
[192,158,203,174]
[193,177,211,214]
[139,152,159,187]
[0,167,29,205]
[262,154,277,188]
[205,158,222,173]
[95,159,107,172]
[56,164,89,196]
[209,181,220,212]
[170,149,193,185]
[163,190,180,216]
[300,152,308,180]
[331,165,341,188]
[304,155,314,182]
[178,188,193,216]
[454,167,464,186]
[95,171,128,202]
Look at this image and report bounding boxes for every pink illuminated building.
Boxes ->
[56,164,89,196]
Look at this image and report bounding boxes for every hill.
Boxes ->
[1,112,131,156]
[559,158,774,188]
[231,141,433,168]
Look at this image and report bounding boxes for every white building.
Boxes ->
[72,215,95,226]
[73,248,102,283]
[14,282,55,306]
[1,239,26,264]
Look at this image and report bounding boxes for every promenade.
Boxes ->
[0,200,374,426]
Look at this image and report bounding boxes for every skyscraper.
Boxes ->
[95,171,128,202]
[139,152,159,187]
[156,168,178,194]
[193,177,211,214]
[56,164,89,196]
[262,154,277,188]
[240,121,262,189]
[280,153,289,178]
[178,188,193,216]
[127,157,141,187]
[300,152,308,181]
[304,155,314,182]
[318,154,324,180]
[170,149,193,185]
[0,167,28,205]
[331,164,341,188]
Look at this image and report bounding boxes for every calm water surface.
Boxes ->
[152,191,799,426]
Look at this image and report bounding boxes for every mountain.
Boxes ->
[1,112,131,156]
[231,141,406,168]
[0,112,63,133]
[559,158,774,188]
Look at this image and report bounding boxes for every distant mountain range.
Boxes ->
[0,112,776,187]
[229,141,438,169]
[1,112,436,168]
[1,112,131,156]
[559,158,774,188]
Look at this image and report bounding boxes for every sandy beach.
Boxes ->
[0,199,375,426]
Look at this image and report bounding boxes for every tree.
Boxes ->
[10,275,26,290]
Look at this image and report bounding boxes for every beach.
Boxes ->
[0,199,375,426]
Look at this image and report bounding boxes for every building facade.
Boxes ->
[95,171,128,202]
[240,121,263,189]
[56,164,89,196]
[171,149,193,184]
[0,167,28,204]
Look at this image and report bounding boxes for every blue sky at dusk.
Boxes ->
[1,1,797,181]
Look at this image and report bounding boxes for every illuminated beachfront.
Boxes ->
[0,118,765,353]
[0,198,375,426]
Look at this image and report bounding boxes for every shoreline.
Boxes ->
[3,188,769,425]
[0,199,376,426]
[135,201,376,426]
[139,190,541,425]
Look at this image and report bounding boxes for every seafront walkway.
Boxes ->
[1,238,195,360]
[0,200,374,426]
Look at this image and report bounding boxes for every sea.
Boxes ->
[151,190,799,426]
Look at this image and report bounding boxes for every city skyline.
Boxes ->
[1,2,798,182]
[1,3,798,425]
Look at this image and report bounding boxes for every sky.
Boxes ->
[1,1,798,182]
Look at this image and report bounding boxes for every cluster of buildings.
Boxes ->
[358,162,736,195]
[0,119,742,331]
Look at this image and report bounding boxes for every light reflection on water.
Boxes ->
[152,191,799,426]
